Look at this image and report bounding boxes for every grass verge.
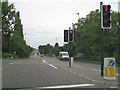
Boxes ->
[74,58,119,67]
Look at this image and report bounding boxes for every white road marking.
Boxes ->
[110,87,118,88]
[49,64,57,69]
[41,60,57,69]
[44,60,47,64]
[38,84,95,89]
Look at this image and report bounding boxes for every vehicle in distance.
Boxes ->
[59,52,69,61]
[40,54,43,57]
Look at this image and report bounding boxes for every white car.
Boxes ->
[59,52,69,61]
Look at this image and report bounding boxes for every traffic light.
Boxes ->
[64,30,74,42]
[101,5,111,29]
[69,30,74,42]
[64,30,68,42]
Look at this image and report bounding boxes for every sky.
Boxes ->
[8,0,119,48]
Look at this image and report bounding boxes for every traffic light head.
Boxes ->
[69,30,74,42]
[64,30,74,42]
[64,30,68,42]
[102,5,111,29]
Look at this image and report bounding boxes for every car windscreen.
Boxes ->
[62,53,68,56]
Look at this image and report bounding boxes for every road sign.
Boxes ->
[109,60,115,67]
[104,58,116,79]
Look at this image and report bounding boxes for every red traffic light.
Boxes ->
[70,30,73,33]
[105,6,108,11]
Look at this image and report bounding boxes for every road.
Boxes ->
[2,54,119,89]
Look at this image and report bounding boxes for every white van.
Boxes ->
[59,52,69,61]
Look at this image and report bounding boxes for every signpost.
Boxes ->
[104,58,116,79]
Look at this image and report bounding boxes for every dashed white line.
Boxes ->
[44,60,48,64]
[43,60,57,69]
[49,64,57,69]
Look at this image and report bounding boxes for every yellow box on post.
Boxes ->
[104,58,116,79]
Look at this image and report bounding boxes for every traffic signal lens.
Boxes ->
[69,30,74,42]
[105,7,108,11]
[70,30,72,33]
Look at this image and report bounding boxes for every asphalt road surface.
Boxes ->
[2,53,119,90]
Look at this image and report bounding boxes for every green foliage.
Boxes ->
[2,52,19,58]
[61,9,118,63]
[2,1,31,58]
[38,43,60,56]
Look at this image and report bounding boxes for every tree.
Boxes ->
[2,1,31,58]
[55,43,59,47]
[62,9,118,62]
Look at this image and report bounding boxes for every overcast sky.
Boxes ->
[8,0,119,48]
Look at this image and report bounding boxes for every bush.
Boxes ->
[2,53,19,58]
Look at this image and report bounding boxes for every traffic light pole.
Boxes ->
[100,2,104,76]
[101,28,104,76]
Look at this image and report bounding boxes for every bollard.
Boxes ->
[68,57,74,67]
[43,59,44,64]
[104,58,116,80]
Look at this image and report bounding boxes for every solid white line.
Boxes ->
[49,64,57,69]
[110,87,118,88]
[38,84,95,89]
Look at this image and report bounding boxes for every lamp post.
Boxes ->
[76,13,79,23]
[56,38,57,43]
[10,33,13,58]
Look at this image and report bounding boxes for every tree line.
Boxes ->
[38,43,60,56]
[1,1,33,58]
[73,9,119,63]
